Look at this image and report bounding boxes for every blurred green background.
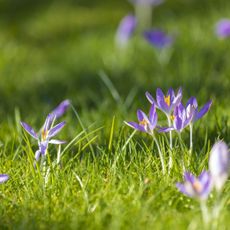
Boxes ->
[0,0,229,125]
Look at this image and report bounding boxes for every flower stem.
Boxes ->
[200,200,210,226]
[189,124,193,154]
[167,115,173,172]
[153,136,166,175]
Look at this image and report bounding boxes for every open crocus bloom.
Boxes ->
[146,87,182,116]
[176,171,212,200]
[209,141,230,191]
[125,104,158,135]
[0,174,9,184]
[185,97,212,123]
[21,114,66,161]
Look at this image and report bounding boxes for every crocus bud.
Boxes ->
[0,174,9,184]
[215,19,230,38]
[209,141,230,191]
[116,14,137,47]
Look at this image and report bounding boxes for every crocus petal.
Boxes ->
[172,87,182,108]
[51,99,70,119]
[156,88,170,113]
[34,150,41,161]
[0,174,9,184]
[184,172,195,183]
[194,100,212,121]
[186,96,198,108]
[43,114,53,132]
[149,104,157,125]
[167,88,175,101]
[49,139,66,145]
[125,121,146,132]
[174,116,182,131]
[145,92,157,105]
[158,127,174,133]
[209,141,230,191]
[48,121,66,138]
[20,122,38,139]
[137,110,149,123]
[39,141,49,155]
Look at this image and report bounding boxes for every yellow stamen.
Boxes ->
[193,180,202,193]
[139,119,148,127]
[42,130,48,141]
[164,95,170,107]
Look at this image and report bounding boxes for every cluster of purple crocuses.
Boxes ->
[125,87,212,173]
[125,87,230,223]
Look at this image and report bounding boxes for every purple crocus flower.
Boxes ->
[50,99,70,120]
[159,102,195,133]
[146,87,182,116]
[209,141,230,191]
[125,104,157,135]
[144,30,174,49]
[186,97,212,123]
[0,174,9,184]
[116,14,137,47]
[215,19,230,38]
[176,171,212,200]
[129,0,163,6]
[21,114,66,161]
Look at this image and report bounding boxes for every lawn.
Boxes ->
[0,0,229,229]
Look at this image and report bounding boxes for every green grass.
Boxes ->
[0,0,229,229]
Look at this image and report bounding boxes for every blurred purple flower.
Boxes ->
[144,30,174,49]
[21,114,66,161]
[129,0,164,6]
[176,171,212,200]
[116,14,137,46]
[186,97,212,123]
[125,104,158,135]
[215,19,230,38]
[50,99,70,120]
[209,141,230,191]
[0,174,9,184]
[146,87,182,116]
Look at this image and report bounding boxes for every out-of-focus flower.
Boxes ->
[176,171,212,200]
[129,0,164,6]
[159,102,194,133]
[186,97,212,123]
[0,174,9,184]
[125,104,158,135]
[146,88,182,116]
[209,141,230,191]
[50,99,70,120]
[144,30,174,49]
[116,14,137,47]
[215,19,230,38]
[21,114,66,161]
